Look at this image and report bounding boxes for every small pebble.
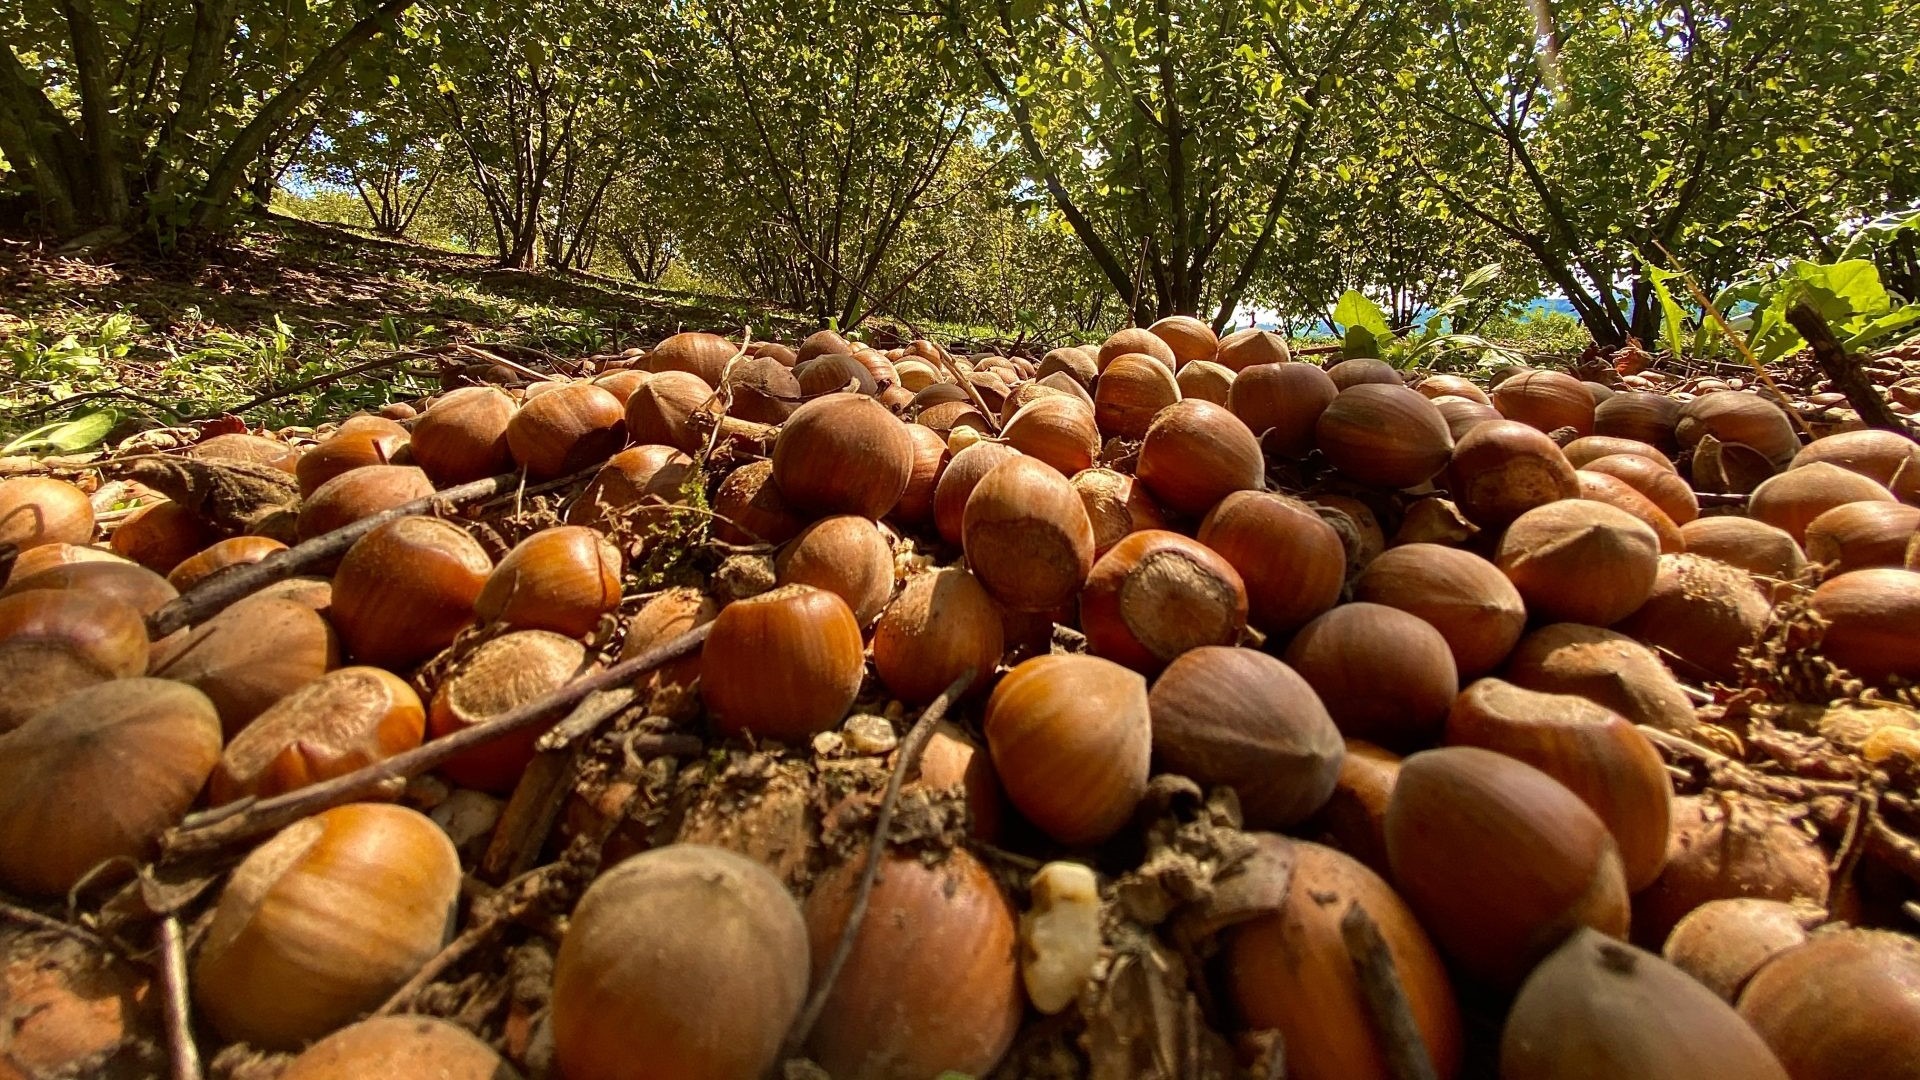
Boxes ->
[404,774,452,812]
[843,714,898,755]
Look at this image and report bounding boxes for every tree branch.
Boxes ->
[148,0,241,193]
[963,1,1138,301]
[189,0,418,231]
[1786,303,1918,437]
[55,0,129,223]
[1211,0,1372,331]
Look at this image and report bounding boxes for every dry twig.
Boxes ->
[212,350,429,418]
[536,688,640,753]
[158,915,202,1080]
[162,625,712,855]
[928,344,1003,434]
[1340,902,1438,1080]
[1651,239,1810,439]
[453,342,561,384]
[480,746,585,885]
[147,464,599,637]
[783,671,974,1056]
[374,863,567,1017]
[1636,724,1861,801]
[1785,302,1917,437]
[0,899,117,952]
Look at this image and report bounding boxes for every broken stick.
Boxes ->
[161,624,712,856]
[1340,901,1438,1080]
[783,671,974,1056]
[158,915,202,1080]
[1785,302,1917,438]
[146,465,586,637]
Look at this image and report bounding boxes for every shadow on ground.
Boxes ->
[0,213,815,352]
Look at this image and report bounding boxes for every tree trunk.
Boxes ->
[1533,253,1628,349]
[1080,290,1108,333]
[0,46,92,233]
[614,237,645,282]
[1628,275,1661,350]
[0,108,81,234]
[1574,302,1629,350]
[1788,302,1917,438]
[506,232,539,270]
[247,145,277,209]
[1884,231,1919,305]
[1170,288,1201,321]
[56,0,129,225]
[504,201,541,269]
[189,0,417,233]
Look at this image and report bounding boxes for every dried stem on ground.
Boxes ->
[783,671,975,1058]
[147,464,601,637]
[161,625,712,856]
[1785,302,1918,437]
[158,915,202,1080]
[1340,901,1438,1080]
[930,343,1003,433]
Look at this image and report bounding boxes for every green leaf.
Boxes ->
[1333,289,1391,338]
[1695,276,1768,354]
[2,409,118,455]
[1836,208,1920,261]
[1748,299,1803,365]
[1404,332,1522,369]
[1456,263,1504,296]
[1342,324,1381,359]
[1788,259,1889,325]
[1841,305,1920,351]
[1638,259,1689,358]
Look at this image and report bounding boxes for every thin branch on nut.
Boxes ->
[930,343,1004,434]
[161,624,713,856]
[148,464,605,638]
[783,670,975,1057]
[0,899,118,954]
[1340,901,1438,1080]
[158,915,202,1080]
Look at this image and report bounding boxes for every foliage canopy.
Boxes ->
[4,0,1917,348]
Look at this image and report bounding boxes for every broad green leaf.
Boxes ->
[1837,208,1920,261]
[1333,289,1391,338]
[1638,259,1689,358]
[1789,259,1888,324]
[1696,276,1769,354]
[1841,305,1920,351]
[1456,264,1503,296]
[1,410,118,455]
[1405,332,1522,369]
[1748,300,1803,365]
[1343,325,1380,359]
